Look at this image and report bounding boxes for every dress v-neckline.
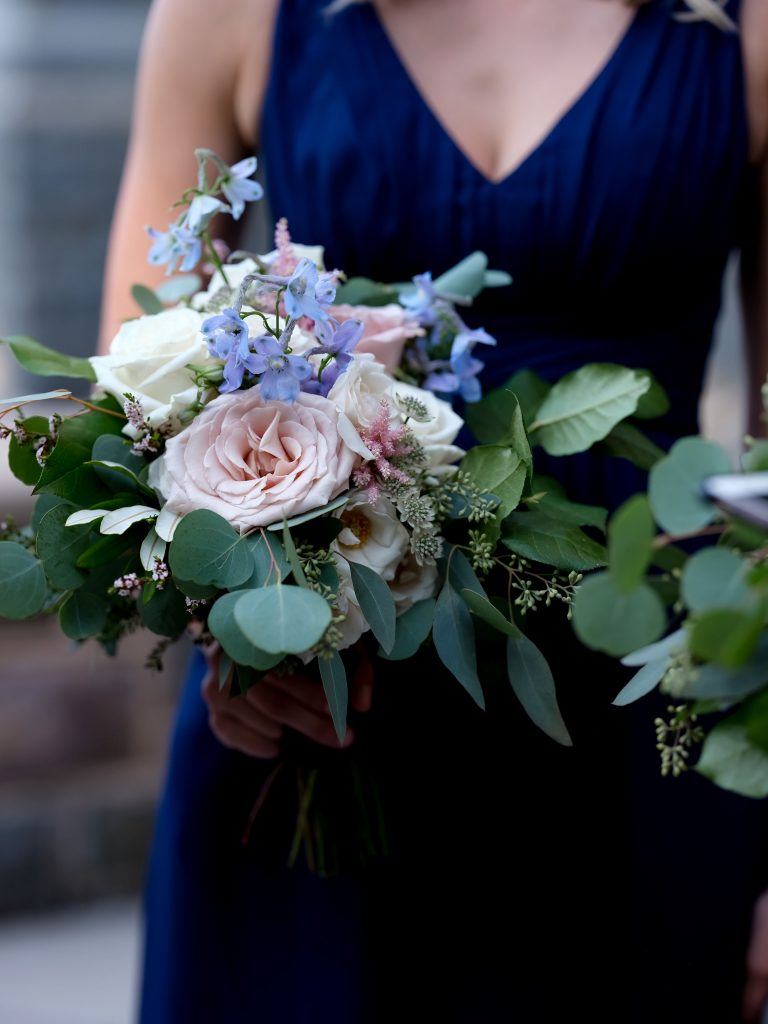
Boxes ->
[367,4,646,188]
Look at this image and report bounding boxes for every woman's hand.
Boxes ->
[743,889,768,1022]
[201,643,374,759]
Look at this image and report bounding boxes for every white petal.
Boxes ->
[155,505,182,542]
[337,411,374,460]
[100,505,159,535]
[140,527,167,571]
[65,509,109,527]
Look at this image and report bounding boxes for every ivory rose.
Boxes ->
[332,492,410,581]
[327,353,396,430]
[389,552,439,613]
[393,383,465,472]
[90,308,211,435]
[330,303,422,373]
[148,389,361,532]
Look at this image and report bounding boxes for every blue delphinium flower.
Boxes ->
[400,272,439,326]
[248,335,313,402]
[220,157,264,220]
[202,308,260,392]
[308,318,364,368]
[302,360,341,398]
[186,195,230,233]
[284,259,336,321]
[146,222,202,275]
[423,325,496,402]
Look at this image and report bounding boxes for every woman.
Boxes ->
[99,0,768,1020]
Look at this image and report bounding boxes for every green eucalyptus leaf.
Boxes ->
[460,445,527,524]
[318,652,348,744]
[131,284,165,316]
[432,582,485,709]
[464,382,536,451]
[608,494,655,594]
[238,530,289,588]
[0,542,48,619]
[265,493,349,530]
[442,547,486,598]
[530,477,607,531]
[91,434,146,474]
[696,719,768,798]
[138,581,188,638]
[36,502,89,590]
[233,584,332,655]
[742,440,768,473]
[506,634,572,745]
[75,532,136,569]
[633,373,670,419]
[599,421,666,471]
[174,578,218,600]
[621,628,687,667]
[168,510,253,588]
[59,590,107,639]
[648,437,731,535]
[613,658,669,706]
[281,522,307,587]
[334,277,398,306]
[432,251,489,300]
[688,608,762,668]
[680,547,750,612]
[35,411,125,494]
[155,274,202,304]
[31,494,64,533]
[461,588,522,637]
[571,570,666,657]
[529,363,651,456]
[506,370,552,429]
[207,592,282,670]
[1,335,95,380]
[0,389,72,413]
[348,561,396,653]
[684,637,768,701]
[502,510,607,570]
[378,598,436,660]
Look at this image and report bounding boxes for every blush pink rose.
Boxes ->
[150,390,360,532]
[329,303,423,372]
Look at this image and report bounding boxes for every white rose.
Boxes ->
[332,555,369,651]
[388,552,439,614]
[332,491,410,581]
[90,308,211,436]
[192,257,261,310]
[327,353,397,431]
[393,383,465,472]
[260,243,326,271]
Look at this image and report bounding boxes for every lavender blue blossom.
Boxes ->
[220,157,264,220]
[423,326,496,402]
[248,334,313,402]
[147,222,202,275]
[202,308,260,392]
[302,360,342,398]
[284,259,336,321]
[308,318,364,368]
[186,195,230,233]
[399,272,439,326]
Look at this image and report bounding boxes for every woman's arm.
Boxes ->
[98,0,277,350]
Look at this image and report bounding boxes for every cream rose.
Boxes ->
[90,308,211,435]
[332,492,410,581]
[389,552,439,613]
[148,389,360,532]
[329,303,423,373]
[327,353,397,431]
[393,383,465,472]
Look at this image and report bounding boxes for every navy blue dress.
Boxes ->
[140,2,768,1020]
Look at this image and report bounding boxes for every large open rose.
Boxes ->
[149,389,361,532]
[90,308,211,435]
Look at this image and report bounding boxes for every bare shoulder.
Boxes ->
[741,0,768,162]
[139,0,280,150]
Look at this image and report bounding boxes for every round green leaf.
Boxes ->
[233,585,332,656]
[0,542,47,619]
[688,608,762,668]
[58,590,107,639]
[608,494,655,594]
[138,581,188,638]
[207,592,283,670]
[572,570,666,657]
[648,437,731,535]
[680,547,749,612]
[696,720,768,798]
[36,503,90,590]
[529,363,651,456]
[168,510,253,588]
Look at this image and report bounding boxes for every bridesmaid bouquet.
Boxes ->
[6,148,738,866]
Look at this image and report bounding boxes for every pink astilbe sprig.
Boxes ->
[353,399,415,504]
[271,217,298,277]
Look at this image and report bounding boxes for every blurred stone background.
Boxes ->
[0,0,749,1018]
